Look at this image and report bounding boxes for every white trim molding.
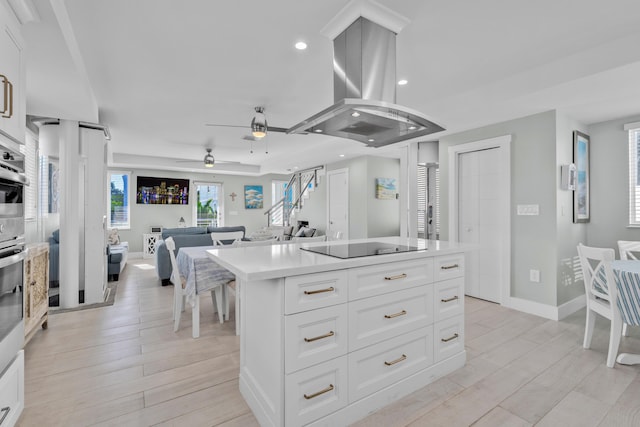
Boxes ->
[448,134,512,305]
[503,294,585,321]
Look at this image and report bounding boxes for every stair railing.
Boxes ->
[265,165,323,226]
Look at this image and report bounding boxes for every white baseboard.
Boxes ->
[557,295,586,320]
[503,294,585,321]
[128,251,144,259]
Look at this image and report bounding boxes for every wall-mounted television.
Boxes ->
[136,176,189,205]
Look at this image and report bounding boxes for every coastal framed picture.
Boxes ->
[376,178,396,199]
[573,131,590,223]
[244,185,264,209]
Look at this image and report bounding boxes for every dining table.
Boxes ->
[176,245,236,320]
[612,260,640,365]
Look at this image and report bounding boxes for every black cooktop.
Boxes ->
[300,241,424,259]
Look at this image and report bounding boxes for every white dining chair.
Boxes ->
[577,243,623,367]
[210,230,244,246]
[237,237,279,247]
[165,237,225,338]
[618,240,640,261]
[327,230,343,241]
[291,235,326,243]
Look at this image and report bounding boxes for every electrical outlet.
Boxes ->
[529,269,540,283]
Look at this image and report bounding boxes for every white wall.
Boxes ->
[439,110,559,306]
[326,155,401,239]
[367,156,400,237]
[587,114,640,249]
[118,168,289,252]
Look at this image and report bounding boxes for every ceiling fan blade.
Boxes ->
[205,124,249,129]
[242,135,257,141]
[267,126,288,133]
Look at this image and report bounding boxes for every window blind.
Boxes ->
[629,128,640,225]
[417,165,426,237]
[23,135,38,220]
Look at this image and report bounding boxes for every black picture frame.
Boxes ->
[573,131,590,223]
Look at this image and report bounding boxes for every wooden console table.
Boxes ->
[24,242,49,344]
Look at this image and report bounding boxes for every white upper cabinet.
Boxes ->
[0,3,25,144]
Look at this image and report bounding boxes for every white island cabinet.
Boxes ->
[208,237,468,427]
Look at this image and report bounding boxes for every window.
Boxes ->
[194,182,223,228]
[108,171,130,229]
[628,125,640,225]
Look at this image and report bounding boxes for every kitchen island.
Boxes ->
[207,237,468,426]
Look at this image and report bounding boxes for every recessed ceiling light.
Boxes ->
[351,111,360,117]
[408,126,417,130]
[339,154,345,157]
[295,41,307,50]
[314,129,323,133]
[293,166,299,170]
[398,79,408,85]
[368,138,375,142]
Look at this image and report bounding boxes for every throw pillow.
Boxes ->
[108,228,120,245]
[304,227,316,237]
[294,227,308,238]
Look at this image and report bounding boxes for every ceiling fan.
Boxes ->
[205,106,307,141]
[175,148,240,168]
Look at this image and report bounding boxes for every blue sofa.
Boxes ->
[49,229,60,287]
[155,225,246,285]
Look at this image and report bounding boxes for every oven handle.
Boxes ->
[0,167,28,186]
[0,250,25,269]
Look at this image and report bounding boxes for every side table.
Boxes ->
[24,242,49,344]
[143,233,163,259]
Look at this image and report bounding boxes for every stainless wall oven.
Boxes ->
[0,141,27,374]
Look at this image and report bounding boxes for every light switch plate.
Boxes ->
[517,204,539,215]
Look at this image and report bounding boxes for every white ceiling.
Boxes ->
[20,0,640,175]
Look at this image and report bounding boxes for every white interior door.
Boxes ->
[327,169,348,240]
[458,148,502,302]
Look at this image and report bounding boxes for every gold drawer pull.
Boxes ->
[441,296,459,303]
[304,384,334,400]
[304,286,334,295]
[304,331,335,343]
[384,354,407,366]
[384,273,407,281]
[441,333,459,343]
[441,264,459,270]
[384,310,407,319]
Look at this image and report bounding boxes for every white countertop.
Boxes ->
[206,236,470,281]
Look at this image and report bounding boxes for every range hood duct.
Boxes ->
[287,16,444,147]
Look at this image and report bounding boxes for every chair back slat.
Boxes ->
[164,237,183,288]
[210,231,244,246]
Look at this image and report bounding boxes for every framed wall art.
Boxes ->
[573,131,590,223]
[376,178,396,199]
[244,185,264,209]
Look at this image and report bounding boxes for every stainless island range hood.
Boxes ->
[287,16,445,147]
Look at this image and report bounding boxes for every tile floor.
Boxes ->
[16,259,640,426]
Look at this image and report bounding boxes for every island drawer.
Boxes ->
[348,285,433,351]
[434,316,464,363]
[284,270,348,314]
[285,355,348,427]
[284,304,348,373]
[348,326,433,403]
[434,278,465,322]
[349,258,433,301]
[434,253,465,282]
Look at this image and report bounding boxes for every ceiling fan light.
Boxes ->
[251,106,268,138]
[204,151,215,167]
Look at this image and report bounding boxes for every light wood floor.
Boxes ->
[17,259,640,426]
